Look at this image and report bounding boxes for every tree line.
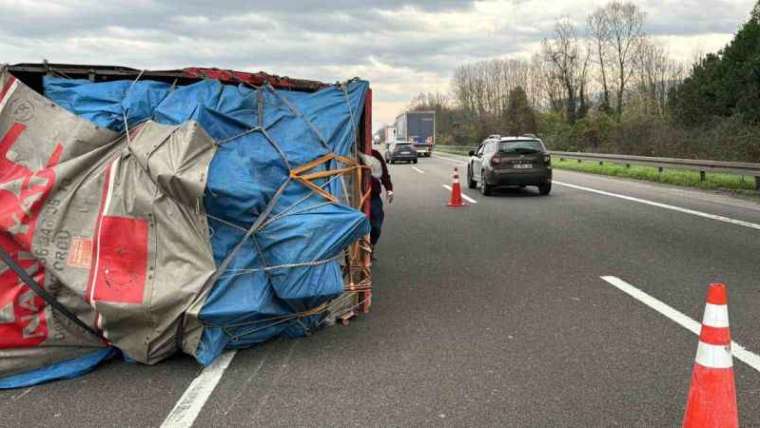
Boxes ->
[402,0,760,162]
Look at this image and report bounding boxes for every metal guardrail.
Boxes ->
[435,146,760,190]
[552,151,760,190]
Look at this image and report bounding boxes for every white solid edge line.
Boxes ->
[161,350,238,428]
[600,276,760,373]
[412,166,425,174]
[554,180,760,231]
[442,184,478,204]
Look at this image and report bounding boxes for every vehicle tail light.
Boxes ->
[491,156,502,166]
[544,154,551,164]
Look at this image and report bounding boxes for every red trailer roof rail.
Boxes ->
[182,67,328,91]
[6,63,330,93]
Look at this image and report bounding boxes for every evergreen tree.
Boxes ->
[671,1,760,125]
[505,87,538,136]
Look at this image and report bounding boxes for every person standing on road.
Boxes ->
[362,149,393,254]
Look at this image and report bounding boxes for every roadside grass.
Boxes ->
[434,146,758,195]
[552,158,758,193]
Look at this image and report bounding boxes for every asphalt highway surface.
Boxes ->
[2,152,760,427]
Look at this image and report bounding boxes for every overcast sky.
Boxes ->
[0,0,756,129]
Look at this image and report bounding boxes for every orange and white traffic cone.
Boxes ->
[682,283,738,428]
[447,167,466,208]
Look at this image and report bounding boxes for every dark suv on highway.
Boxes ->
[466,136,552,195]
[385,141,418,164]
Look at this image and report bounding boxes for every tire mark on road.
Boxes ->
[222,353,269,416]
[250,341,298,423]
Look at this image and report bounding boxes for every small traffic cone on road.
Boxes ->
[447,167,466,208]
[682,283,738,428]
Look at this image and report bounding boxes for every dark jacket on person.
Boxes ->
[370,149,393,197]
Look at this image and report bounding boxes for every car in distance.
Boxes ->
[385,141,418,164]
[466,136,552,195]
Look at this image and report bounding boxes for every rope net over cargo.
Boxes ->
[0,65,373,387]
[191,79,373,346]
[198,80,374,341]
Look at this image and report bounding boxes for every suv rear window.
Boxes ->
[498,140,544,153]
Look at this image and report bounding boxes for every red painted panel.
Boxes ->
[0,234,48,348]
[0,121,61,347]
[92,216,148,304]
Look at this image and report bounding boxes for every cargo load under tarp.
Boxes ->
[0,65,373,388]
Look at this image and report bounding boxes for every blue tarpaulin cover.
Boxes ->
[0,73,369,388]
[45,75,370,363]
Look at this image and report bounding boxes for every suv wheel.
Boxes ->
[480,171,492,196]
[467,165,477,189]
[538,181,552,195]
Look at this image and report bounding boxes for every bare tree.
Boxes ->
[542,18,589,123]
[605,1,645,117]
[587,7,612,113]
[531,53,564,113]
[578,40,593,119]
[526,54,551,111]
[452,64,480,114]
[408,92,450,112]
[452,58,546,116]
[450,57,553,140]
[633,38,685,117]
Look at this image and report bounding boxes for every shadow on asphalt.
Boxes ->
[481,186,551,198]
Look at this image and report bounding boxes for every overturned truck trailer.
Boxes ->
[0,63,374,388]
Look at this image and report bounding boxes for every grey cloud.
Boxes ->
[172,0,475,14]
[0,1,474,38]
[0,0,755,125]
